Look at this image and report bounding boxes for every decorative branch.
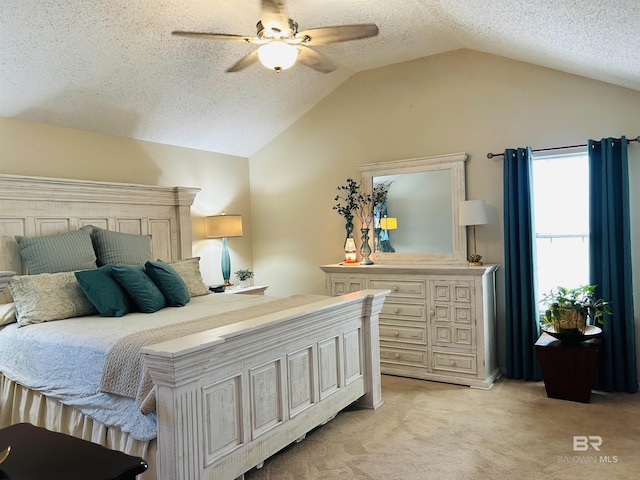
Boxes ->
[334,178,373,229]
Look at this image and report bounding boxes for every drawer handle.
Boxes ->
[449,359,457,366]
[392,286,398,292]
[394,353,400,359]
[393,308,400,314]
[393,331,400,337]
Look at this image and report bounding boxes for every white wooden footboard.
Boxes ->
[142,289,388,480]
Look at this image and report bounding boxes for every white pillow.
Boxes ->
[0,303,16,326]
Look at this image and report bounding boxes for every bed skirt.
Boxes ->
[0,373,157,479]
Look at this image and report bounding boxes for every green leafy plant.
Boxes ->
[234,269,254,281]
[540,285,612,327]
[333,178,373,229]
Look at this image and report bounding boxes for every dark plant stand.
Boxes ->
[535,332,601,403]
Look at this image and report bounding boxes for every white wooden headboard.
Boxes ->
[0,174,200,274]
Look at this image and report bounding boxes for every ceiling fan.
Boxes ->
[172,0,379,73]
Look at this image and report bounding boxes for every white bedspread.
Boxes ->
[0,293,283,441]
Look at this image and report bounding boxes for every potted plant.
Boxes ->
[334,178,375,264]
[333,178,360,247]
[539,285,612,336]
[234,269,254,287]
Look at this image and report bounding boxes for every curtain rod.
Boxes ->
[486,135,640,159]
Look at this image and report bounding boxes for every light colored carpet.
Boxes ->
[245,374,640,480]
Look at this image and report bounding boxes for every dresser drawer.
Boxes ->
[329,275,367,296]
[380,347,427,367]
[432,350,477,374]
[369,278,425,298]
[380,302,426,321]
[380,322,426,344]
[431,280,472,301]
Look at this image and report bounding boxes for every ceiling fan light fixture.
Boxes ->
[257,41,298,71]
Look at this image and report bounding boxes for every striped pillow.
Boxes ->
[15,226,97,274]
[90,226,152,267]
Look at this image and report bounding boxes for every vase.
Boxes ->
[373,227,382,252]
[359,228,373,265]
[553,308,588,335]
[344,215,354,248]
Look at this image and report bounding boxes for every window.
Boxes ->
[532,147,589,302]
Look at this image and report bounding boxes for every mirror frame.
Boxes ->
[358,152,468,265]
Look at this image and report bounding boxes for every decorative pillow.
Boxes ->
[167,257,210,297]
[90,226,152,267]
[111,265,166,313]
[75,266,132,317]
[0,288,12,305]
[9,272,98,326]
[15,226,97,274]
[0,303,16,326]
[0,271,15,293]
[145,260,190,307]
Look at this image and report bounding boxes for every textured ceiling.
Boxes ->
[2,0,639,158]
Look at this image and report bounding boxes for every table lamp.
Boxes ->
[459,200,488,266]
[344,236,357,264]
[206,213,243,286]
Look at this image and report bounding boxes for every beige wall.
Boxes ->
[2,49,639,373]
[249,49,640,370]
[0,117,253,286]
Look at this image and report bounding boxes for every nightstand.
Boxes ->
[0,423,147,480]
[223,285,268,295]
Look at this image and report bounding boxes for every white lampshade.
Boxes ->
[459,200,488,226]
[206,214,243,238]
[257,41,298,71]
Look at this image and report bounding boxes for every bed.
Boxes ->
[0,174,388,480]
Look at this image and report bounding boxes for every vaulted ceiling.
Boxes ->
[2,0,639,158]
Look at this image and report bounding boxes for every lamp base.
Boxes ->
[468,253,483,267]
[224,279,233,287]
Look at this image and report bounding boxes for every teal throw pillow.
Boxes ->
[15,226,97,274]
[145,260,190,307]
[75,266,132,317]
[111,265,166,313]
[90,226,152,267]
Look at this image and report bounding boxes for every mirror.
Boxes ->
[359,153,468,265]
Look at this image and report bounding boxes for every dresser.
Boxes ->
[320,264,500,388]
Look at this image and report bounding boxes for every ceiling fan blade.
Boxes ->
[226,50,260,73]
[260,0,290,30]
[172,31,252,42]
[296,46,336,73]
[296,24,379,45]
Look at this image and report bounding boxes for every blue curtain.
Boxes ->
[588,136,638,393]
[503,147,541,380]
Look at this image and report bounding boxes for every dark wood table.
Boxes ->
[0,423,147,480]
[535,332,601,403]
